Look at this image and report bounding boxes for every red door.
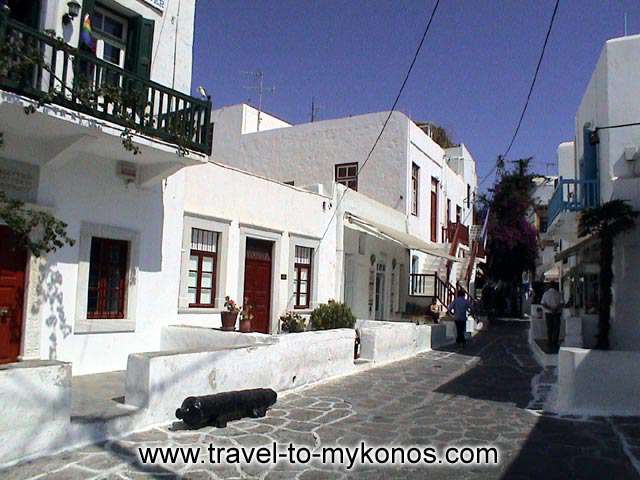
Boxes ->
[0,226,27,364]
[243,239,273,334]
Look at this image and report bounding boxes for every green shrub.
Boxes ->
[310,301,356,330]
[280,312,306,333]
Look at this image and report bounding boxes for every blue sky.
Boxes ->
[192,0,640,191]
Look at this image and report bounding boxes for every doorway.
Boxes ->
[6,0,41,28]
[374,263,386,320]
[0,226,27,364]
[243,238,273,334]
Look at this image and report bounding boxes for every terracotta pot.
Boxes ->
[221,311,238,331]
[239,317,252,333]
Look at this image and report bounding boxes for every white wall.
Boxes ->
[210,104,409,216]
[178,162,338,332]
[33,156,184,375]
[557,141,576,179]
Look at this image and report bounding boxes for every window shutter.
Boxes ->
[125,16,154,78]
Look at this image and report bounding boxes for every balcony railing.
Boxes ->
[0,14,212,154]
[548,178,600,226]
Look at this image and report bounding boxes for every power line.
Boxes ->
[502,0,560,159]
[317,0,442,245]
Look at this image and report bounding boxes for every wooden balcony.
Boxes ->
[0,13,212,154]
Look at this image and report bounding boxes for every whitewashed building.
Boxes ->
[536,34,640,415]
[0,0,211,374]
[208,104,481,309]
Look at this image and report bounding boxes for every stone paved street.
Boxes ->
[4,321,640,479]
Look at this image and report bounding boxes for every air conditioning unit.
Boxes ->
[624,145,638,162]
[117,161,138,184]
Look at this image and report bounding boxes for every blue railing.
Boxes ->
[548,178,600,226]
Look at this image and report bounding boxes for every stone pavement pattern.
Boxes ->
[4,322,640,479]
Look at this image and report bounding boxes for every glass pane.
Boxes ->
[299,294,307,306]
[103,43,121,65]
[188,271,198,288]
[93,11,104,30]
[87,291,98,313]
[299,280,308,294]
[188,288,197,304]
[202,256,214,273]
[201,272,213,289]
[200,289,211,304]
[106,290,120,313]
[102,15,124,39]
[300,269,308,281]
[189,255,198,271]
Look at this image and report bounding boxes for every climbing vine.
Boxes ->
[0,191,75,257]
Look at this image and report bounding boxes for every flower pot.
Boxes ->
[239,317,252,333]
[221,311,238,331]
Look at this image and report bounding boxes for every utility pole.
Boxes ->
[243,70,275,132]
[310,96,321,122]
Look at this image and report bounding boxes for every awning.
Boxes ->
[554,235,597,262]
[345,213,460,262]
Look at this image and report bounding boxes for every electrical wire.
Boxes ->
[317,0,442,245]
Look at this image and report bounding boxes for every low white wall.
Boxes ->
[557,347,640,416]
[0,361,71,466]
[417,324,447,350]
[160,326,276,351]
[126,329,356,422]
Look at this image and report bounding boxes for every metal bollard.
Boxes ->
[175,388,277,429]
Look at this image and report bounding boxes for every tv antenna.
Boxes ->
[242,70,275,132]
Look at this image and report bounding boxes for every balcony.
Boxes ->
[0,14,212,154]
[548,178,600,227]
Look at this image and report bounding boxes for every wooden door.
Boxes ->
[0,226,27,364]
[430,177,438,242]
[243,238,273,334]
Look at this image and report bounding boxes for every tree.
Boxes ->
[484,158,538,316]
[578,200,638,349]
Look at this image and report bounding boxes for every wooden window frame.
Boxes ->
[430,177,439,242]
[411,163,419,216]
[335,162,358,191]
[87,237,129,319]
[188,249,217,308]
[293,247,313,309]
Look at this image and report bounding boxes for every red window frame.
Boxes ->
[188,249,217,308]
[411,163,419,215]
[335,162,358,191]
[87,237,128,319]
[294,247,313,309]
[430,177,439,242]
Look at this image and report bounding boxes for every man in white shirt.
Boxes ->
[541,283,562,349]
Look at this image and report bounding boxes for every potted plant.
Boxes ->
[280,311,306,333]
[221,296,239,331]
[239,301,254,333]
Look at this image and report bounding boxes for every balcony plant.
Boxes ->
[310,300,356,330]
[279,311,306,333]
[221,296,239,331]
[578,199,638,349]
[239,302,254,333]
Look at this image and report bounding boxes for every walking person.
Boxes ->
[448,288,472,347]
[541,283,562,350]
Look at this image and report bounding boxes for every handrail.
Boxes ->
[0,14,212,153]
[548,177,600,226]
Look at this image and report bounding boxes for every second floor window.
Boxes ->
[335,163,358,191]
[294,246,313,309]
[411,163,419,215]
[188,228,218,307]
[93,7,128,70]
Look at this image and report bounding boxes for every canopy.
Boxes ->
[345,213,460,262]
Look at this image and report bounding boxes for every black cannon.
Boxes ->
[175,388,277,429]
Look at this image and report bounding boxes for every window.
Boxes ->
[456,205,462,224]
[467,184,471,209]
[93,6,128,69]
[411,163,419,215]
[284,181,295,186]
[87,237,129,319]
[430,177,438,242]
[188,228,218,307]
[293,246,313,309]
[335,162,358,191]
